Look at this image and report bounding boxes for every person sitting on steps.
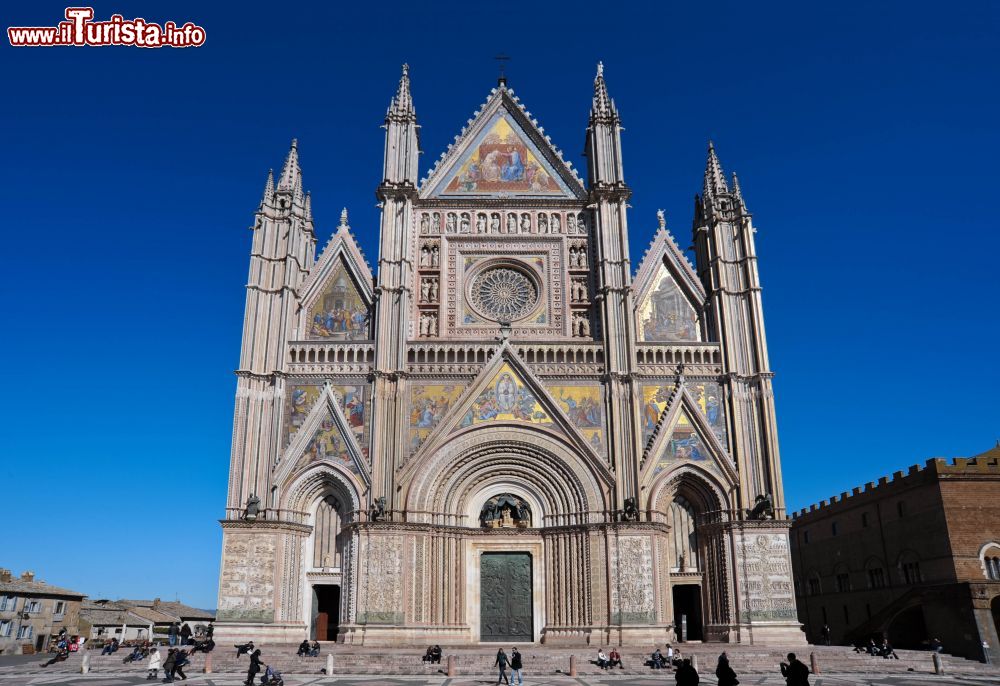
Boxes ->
[596,648,610,669]
[296,640,310,657]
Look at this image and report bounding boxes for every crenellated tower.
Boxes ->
[228,140,315,510]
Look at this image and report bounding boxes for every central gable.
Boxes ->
[422,88,584,199]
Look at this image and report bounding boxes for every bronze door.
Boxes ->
[480,552,533,642]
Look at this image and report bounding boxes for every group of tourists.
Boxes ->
[492,646,810,686]
[852,637,899,659]
[492,647,524,685]
[296,639,322,657]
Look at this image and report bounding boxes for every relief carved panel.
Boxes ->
[217,533,277,623]
[359,535,403,625]
[610,535,655,624]
[734,531,797,622]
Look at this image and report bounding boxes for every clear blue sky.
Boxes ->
[1,1,997,609]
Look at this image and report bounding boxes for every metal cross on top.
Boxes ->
[495,53,510,86]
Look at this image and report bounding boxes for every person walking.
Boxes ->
[820,624,831,646]
[161,649,177,683]
[675,658,699,686]
[168,623,178,647]
[510,647,524,686]
[172,649,189,681]
[780,652,810,686]
[494,647,510,685]
[245,648,262,686]
[146,647,161,680]
[715,652,738,686]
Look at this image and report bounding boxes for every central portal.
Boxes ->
[480,552,533,642]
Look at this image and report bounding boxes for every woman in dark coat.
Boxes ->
[245,649,262,686]
[161,649,177,683]
[716,652,739,686]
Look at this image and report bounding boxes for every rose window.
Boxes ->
[470,266,538,322]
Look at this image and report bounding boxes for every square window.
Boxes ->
[16,625,32,639]
[54,601,65,616]
[0,620,11,637]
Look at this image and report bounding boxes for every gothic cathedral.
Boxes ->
[216,64,804,646]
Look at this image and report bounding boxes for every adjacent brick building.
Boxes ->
[790,444,1000,660]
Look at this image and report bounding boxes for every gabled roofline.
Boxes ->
[418,85,587,200]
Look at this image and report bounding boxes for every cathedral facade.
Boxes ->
[215,64,803,646]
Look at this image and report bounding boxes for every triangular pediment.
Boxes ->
[640,385,736,487]
[632,225,706,343]
[398,345,613,485]
[299,222,374,341]
[275,383,370,488]
[421,87,585,199]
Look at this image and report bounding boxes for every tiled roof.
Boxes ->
[125,606,179,625]
[80,607,149,627]
[0,579,85,598]
[117,600,214,621]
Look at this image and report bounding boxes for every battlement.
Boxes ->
[791,445,1000,520]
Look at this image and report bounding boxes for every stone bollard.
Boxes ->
[691,654,699,672]
[204,653,212,673]
[933,652,944,674]
[327,652,334,676]
[569,654,578,677]
[447,654,456,676]
[81,651,90,674]
[810,652,819,674]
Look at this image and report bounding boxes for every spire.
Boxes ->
[260,169,274,207]
[278,138,301,191]
[731,172,747,211]
[338,207,350,232]
[388,63,415,119]
[591,61,617,121]
[703,141,729,199]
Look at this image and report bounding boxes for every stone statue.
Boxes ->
[552,214,561,233]
[429,279,438,301]
[538,214,548,233]
[431,245,439,266]
[566,214,577,233]
[243,494,261,521]
[420,279,431,302]
[370,496,387,522]
[446,213,456,233]
[520,213,531,232]
[419,214,429,234]
[621,497,639,522]
[419,245,430,266]
[747,493,775,520]
[490,214,501,233]
[507,214,517,233]
[460,213,470,233]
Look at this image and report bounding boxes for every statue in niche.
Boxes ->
[538,214,548,233]
[621,497,639,522]
[552,214,561,233]
[520,213,531,233]
[747,493,775,520]
[460,213,471,233]
[420,214,429,234]
[431,245,440,267]
[476,214,486,233]
[432,212,441,232]
[490,213,501,233]
[446,213,456,233]
[419,245,430,266]
[479,493,531,528]
[243,494,261,521]
[566,214,577,233]
[369,496,387,522]
[507,214,517,233]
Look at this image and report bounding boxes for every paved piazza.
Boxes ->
[1,675,1000,686]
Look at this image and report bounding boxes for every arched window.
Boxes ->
[980,543,1000,581]
[896,550,922,585]
[865,557,887,589]
[807,571,822,596]
[312,494,346,569]
[669,496,699,572]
